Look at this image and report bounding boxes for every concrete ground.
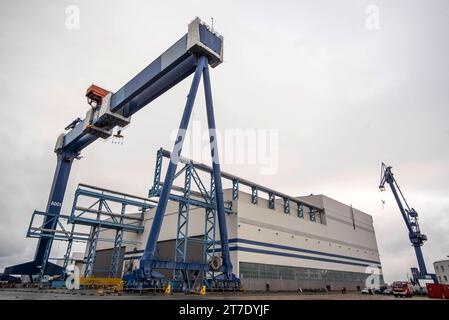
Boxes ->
[0,288,431,300]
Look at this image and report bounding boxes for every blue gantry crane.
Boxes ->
[3,18,239,288]
[379,163,436,283]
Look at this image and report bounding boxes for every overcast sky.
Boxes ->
[0,0,448,284]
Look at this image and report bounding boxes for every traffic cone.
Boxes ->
[165,283,172,294]
[200,285,206,295]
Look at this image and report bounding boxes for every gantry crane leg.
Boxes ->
[138,55,234,283]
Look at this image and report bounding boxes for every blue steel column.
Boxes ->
[36,151,75,275]
[174,163,193,280]
[413,245,428,275]
[251,187,258,204]
[109,203,126,278]
[297,203,304,218]
[204,173,216,283]
[140,56,207,274]
[149,148,163,197]
[202,60,233,277]
[62,223,76,273]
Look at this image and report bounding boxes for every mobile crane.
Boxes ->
[3,18,239,288]
[379,163,435,283]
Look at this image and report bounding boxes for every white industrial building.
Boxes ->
[89,184,383,291]
[434,259,449,284]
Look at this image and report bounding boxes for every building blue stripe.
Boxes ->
[229,246,375,268]
[125,249,375,268]
[223,238,381,265]
[126,239,381,267]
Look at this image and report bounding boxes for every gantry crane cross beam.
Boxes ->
[3,18,235,282]
[379,163,430,278]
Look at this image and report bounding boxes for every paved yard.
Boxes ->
[0,288,430,300]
